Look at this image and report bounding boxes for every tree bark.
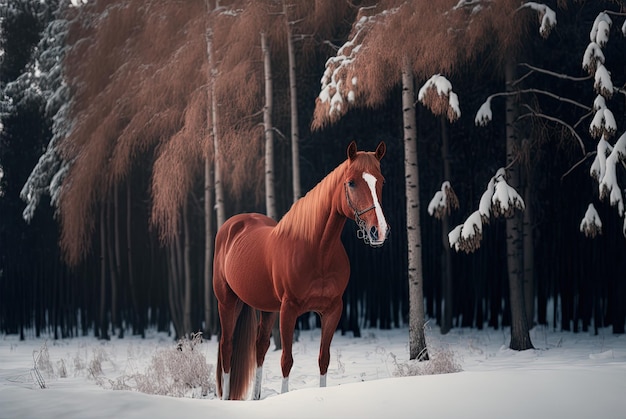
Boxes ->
[206,26,225,228]
[505,58,533,351]
[262,30,281,350]
[285,6,301,203]
[183,198,192,336]
[402,56,428,361]
[204,142,216,338]
[523,181,535,328]
[99,206,109,340]
[126,176,143,337]
[261,31,277,221]
[440,117,453,334]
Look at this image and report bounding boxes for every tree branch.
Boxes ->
[561,152,596,181]
[519,63,592,82]
[519,105,587,155]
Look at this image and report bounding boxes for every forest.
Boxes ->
[0,0,625,357]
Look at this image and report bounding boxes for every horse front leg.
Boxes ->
[318,300,343,388]
[253,311,277,400]
[278,302,299,393]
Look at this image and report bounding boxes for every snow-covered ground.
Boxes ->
[1,325,625,419]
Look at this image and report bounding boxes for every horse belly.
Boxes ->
[221,219,281,312]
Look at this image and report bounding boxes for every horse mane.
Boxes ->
[272,152,379,243]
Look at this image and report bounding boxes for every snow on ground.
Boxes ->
[1,325,625,419]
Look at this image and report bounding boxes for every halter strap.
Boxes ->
[344,182,376,219]
[344,182,385,246]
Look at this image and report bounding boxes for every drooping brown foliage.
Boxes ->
[61,0,209,263]
[312,0,536,129]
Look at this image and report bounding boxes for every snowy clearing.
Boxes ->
[1,326,625,419]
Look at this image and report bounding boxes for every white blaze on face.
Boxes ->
[362,172,388,244]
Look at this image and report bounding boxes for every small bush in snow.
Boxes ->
[128,332,214,398]
[390,340,462,377]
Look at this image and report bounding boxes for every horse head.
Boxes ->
[342,141,389,247]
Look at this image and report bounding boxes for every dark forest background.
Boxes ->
[1,0,625,344]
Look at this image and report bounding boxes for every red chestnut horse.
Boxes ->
[213,141,388,400]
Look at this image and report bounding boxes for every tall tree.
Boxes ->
[312,0,469,360]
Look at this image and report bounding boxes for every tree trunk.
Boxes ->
[126,176,143,337]
[99,206,109,340]
[204,143,216,338]
[262,30,281,350]
[261,31,277,221]
[168,238,184,338]
[206,26,225,228]
[505,58,533,351]
[205,15,223,338]
[523,182,535,328]
[183,198,192,336]
[106,195,118,338]
[113,181,124,338]
[440,117,453,334]
[285,7,301,203]
[402,56,428,361]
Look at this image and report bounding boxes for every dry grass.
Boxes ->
[127,332,214,398]
[390,333,463,377]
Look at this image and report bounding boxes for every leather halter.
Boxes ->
[344,182,376,218]
[344,182,381,246]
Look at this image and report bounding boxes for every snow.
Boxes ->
[589,106,616,139]
[461,210,482,239]
[427,181,453,217]
[418,74,461,120]
[594,63,613,98]
[2,326,626,419]
[590,12,612,45]
[579,203,602,236]
[474,98,492,126]
[491,169,525,215]
[448,224,462,250]
[478,178,495,219]
[428,190,445,216]
[582,42,604,73]
[520,2,557,38]
[594,133,626,218]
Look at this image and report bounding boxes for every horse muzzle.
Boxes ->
[356,216,389,247]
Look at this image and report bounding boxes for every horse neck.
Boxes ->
[273,162,347,248]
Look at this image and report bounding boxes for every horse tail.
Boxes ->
[217,303,258,400]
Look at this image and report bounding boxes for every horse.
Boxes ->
[213,141,389,400]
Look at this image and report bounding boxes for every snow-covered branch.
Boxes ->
[313,7,399,128]
[418,74,461,122]
[519,2,557,39]
[580,203,602,238]
[449,168,525,253]
[597,132,626,217]
[428,181,459,219]
[589,95,617,139]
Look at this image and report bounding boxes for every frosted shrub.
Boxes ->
[390,342,462,377]
[130,332,214,398]
[34,341,54,378]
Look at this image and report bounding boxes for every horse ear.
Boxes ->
[375,141,386,160]
[347,141,358,161]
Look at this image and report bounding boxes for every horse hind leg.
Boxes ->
[217,300,258,400]
[253,311,277,400]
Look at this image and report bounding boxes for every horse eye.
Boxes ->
[347,180,355,188]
